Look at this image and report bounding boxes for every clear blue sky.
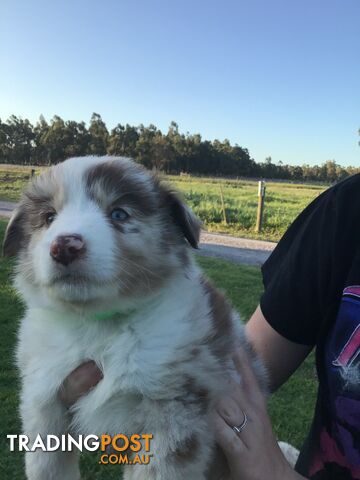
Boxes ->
[1,0,359,167]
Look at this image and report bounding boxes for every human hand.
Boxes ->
[212,348,305,480]
[58,360,103,408]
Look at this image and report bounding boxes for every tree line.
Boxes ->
[0,113,358,183]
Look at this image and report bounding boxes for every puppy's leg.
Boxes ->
[122,401,214,480]
[21,393,80,480]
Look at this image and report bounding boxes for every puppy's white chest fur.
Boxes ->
[17,270,227,435]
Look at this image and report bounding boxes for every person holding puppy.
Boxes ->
[214,173,360,479]
[61,173,360,479]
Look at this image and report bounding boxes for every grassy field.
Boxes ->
[0,165,44,202]
[169,175,326,241]
[0,218,317,479]
[0,164,327,242]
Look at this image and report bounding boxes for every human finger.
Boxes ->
[233,347,265,406]
[215,394,251,449]
[58,360,103,408]
[213,409,247,466]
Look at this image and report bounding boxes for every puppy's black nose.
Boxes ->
[50,235,86,266]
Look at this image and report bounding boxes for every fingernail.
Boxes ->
[85,360,103,381]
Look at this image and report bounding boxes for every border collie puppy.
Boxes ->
[3,156,266,480]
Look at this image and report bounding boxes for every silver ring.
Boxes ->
[232,412,248,434]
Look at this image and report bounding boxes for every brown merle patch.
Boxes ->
[85,161,158,216]
[201,277,234,361]
[2,206,28,257]
[172,375,210,416]
[155,177,201,249]
[3,169,61,256]
[172,434,199,464]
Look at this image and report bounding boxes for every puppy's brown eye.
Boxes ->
[45,212,56,225]
[111,208,129,221]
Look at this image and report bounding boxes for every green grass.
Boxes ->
[0,165,44,202]
[169,174,326,241]
[0,220,317,479]
[0,165,327,242]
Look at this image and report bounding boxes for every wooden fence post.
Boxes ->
[255,181,266,233]
[219,185,227,224]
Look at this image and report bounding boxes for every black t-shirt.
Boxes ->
[260,174,360,479]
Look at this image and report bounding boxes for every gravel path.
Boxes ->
[198,231,276,266]
[0,201,276,266]
[0,201,16,218]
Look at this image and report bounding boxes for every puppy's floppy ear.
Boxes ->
[162,186,201,249]
[2,206,27,257]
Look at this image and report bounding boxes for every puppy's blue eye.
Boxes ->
[45,212,56,225]
[111,208,129,221]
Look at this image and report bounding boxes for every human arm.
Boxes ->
[245,305,313,392]
[212,183,350,479]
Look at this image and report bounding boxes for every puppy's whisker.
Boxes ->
[119,259,159,292]
[122,257,164,280]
